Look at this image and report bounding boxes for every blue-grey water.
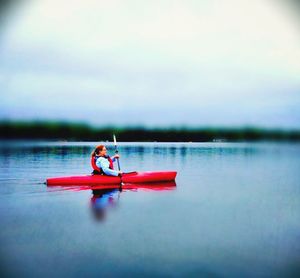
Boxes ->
[0,141,300,277]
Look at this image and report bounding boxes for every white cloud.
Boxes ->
[0,0,299,127]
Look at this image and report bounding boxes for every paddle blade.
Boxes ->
[113,134,117,146]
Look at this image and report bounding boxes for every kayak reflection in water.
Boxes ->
[90,182,176,221]
[90,188,120,221]
[91,145,123,176]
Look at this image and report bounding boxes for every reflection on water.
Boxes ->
[0,141,300,277]
[91,188,120,221]
[90,182,177,222]
[48,181,177,222]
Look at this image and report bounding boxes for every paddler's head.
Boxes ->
[94,145,107,157]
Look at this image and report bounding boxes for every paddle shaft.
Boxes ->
[113,135,123,188]
[114,147,121,171]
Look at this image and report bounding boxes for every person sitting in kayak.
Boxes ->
[91,145,122,176]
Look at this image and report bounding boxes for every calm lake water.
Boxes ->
[0,141,300,277]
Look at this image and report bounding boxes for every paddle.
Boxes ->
[113,134,121,171]
[113,134,123,188]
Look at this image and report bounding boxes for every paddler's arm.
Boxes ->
[96,157,121,176]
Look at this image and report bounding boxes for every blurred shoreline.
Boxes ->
[1,121,299,142]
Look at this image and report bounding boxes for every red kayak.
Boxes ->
[46,171,177,186]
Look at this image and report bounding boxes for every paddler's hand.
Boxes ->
[118,171,123,176]
[114,154,120,159]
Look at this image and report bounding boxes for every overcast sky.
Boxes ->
[0,0,300,128]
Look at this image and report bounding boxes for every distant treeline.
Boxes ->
[0,121,300,142]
